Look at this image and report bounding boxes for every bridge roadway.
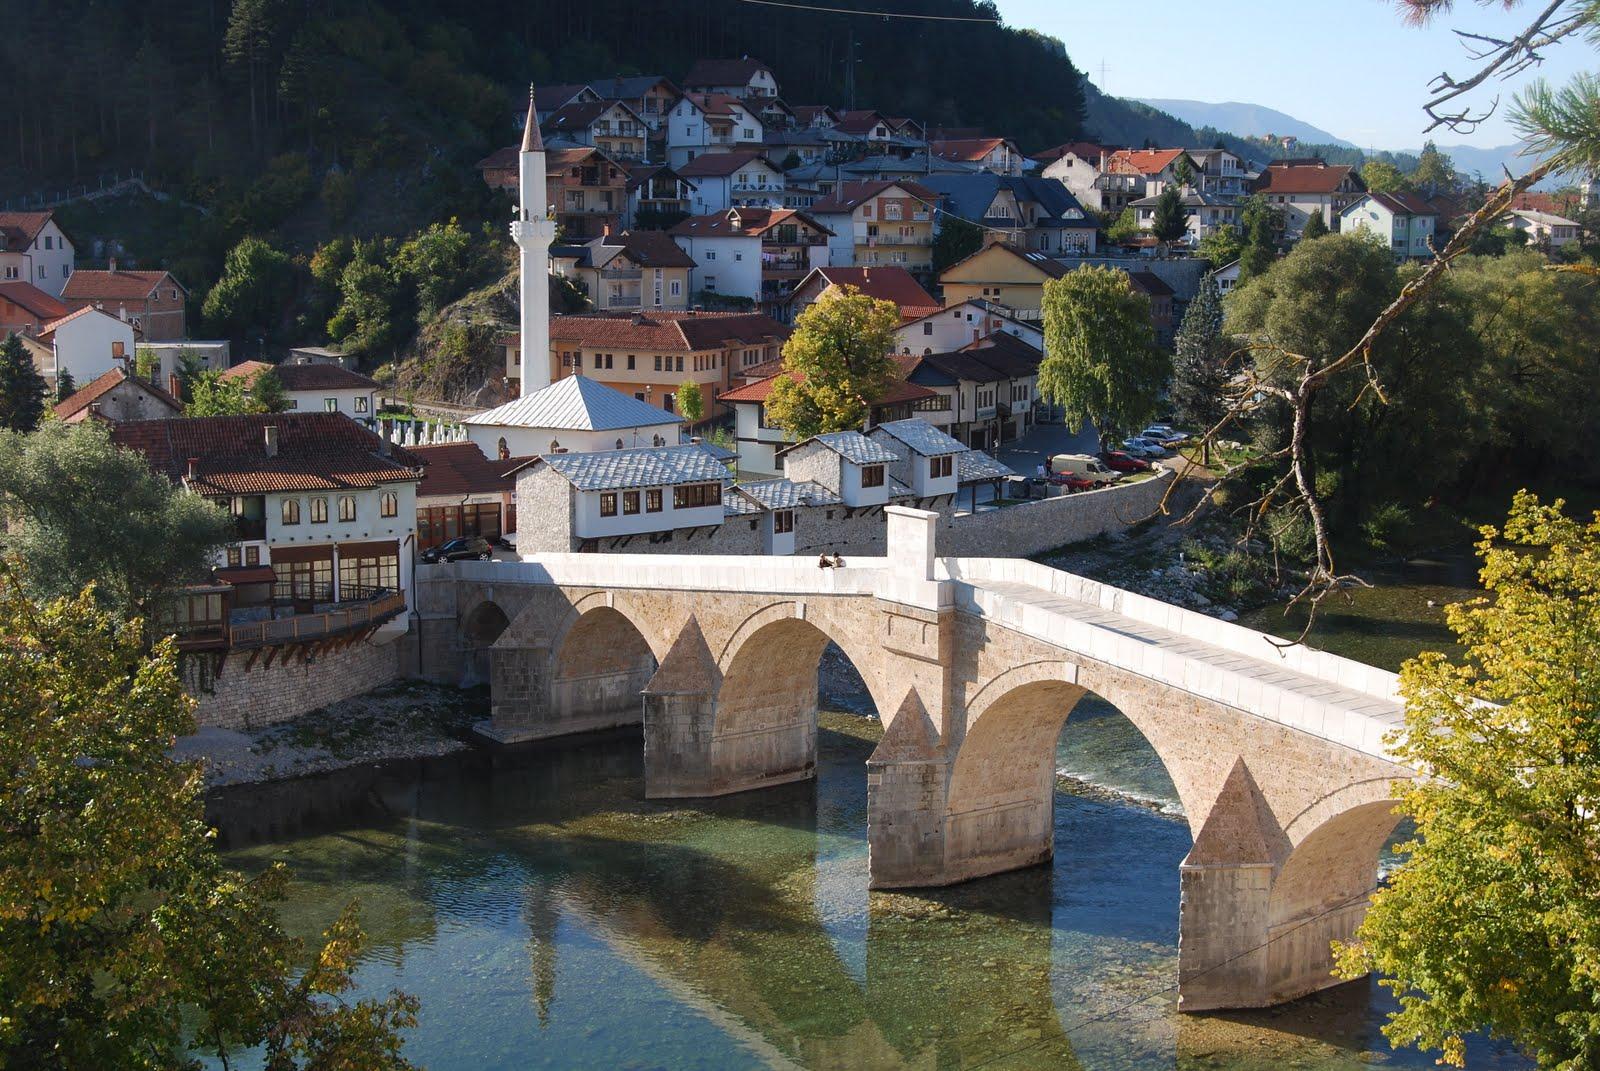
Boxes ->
[415,507,1414,1012]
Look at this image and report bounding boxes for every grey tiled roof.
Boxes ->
[723,492,764,516]
[737,478,842,510]
[871,418,967,457]
[539,444,731,491]
[698,441,739,463]
[957,450,1015,482]
[806,430,901,465]
[465,375,681,433]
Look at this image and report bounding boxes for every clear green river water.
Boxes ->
[208,552,1529,1070]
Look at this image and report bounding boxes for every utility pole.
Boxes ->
[844,28,857,111]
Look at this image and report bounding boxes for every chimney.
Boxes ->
[187,457,199,479]
[602,223,611,237]
[263,425,279,458]
[108,256,118,273]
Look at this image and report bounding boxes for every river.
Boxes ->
[207,595,1529,1071]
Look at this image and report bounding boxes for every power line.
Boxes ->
[732,0,1000,22]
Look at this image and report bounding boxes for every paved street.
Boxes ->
[996,417,1100,478]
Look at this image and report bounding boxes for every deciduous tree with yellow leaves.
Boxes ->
[764,286,902,442]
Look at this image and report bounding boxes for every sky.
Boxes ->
[991,0,1589,150]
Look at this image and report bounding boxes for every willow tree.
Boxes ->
[765,286,901,441]
[1039,265,1169,447]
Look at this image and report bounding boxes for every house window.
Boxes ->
[670,280,682,296]
[381,492,397,518]
[774,509,794,534]
[676,356,684,372]
[226,546,241,567]
[594,353,603,368]
[705,250,716,260]
[663,393,675,413]
[355,395,370,414]
[324,398,338,412]
[600,492,618,516]
[281,499,301,525]
[623,490,640,514]
[923,323,933,335]
[673,482,722,508]
[931,455,953,478]
[245,545,260,566]
[627,355,636,369]
[338,495,356,522]
[310,496,329,523]
[860,464,885,488]
[654,356,663,371]
[646,489,663,512]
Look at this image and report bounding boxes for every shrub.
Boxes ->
[1362,502,1414,552]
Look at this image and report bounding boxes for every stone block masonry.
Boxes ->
[183,633,404,730]
[935,467,1176,558]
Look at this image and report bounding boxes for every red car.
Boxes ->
[1099,450,1152,474]
[1048,473,1096,493]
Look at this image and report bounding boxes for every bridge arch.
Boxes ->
[548,602,658,734]
[716,601,890,723]
[461,600,511,683]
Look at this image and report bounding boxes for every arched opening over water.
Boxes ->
[461,600,510,684]
[550,606,657,729]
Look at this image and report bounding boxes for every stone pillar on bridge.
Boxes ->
[866,688,950,888]
[476,629,555,744]
[641,615,723,798]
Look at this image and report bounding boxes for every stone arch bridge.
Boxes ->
[414,507,1413,1012]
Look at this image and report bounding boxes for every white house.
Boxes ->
[222,360,383,421]
[1211,260,1242,296]
[1130,187,1240,243]
[1339,192,1439,260]
[464,373,683,459]
[133,340,231,398]
[867,418,963,500]
[682,58,780,99]
[666,93,765,168]
[668,207,831,305]
[34,306,137,387]
[894,299,1044,356]
[1503,208,1580,249]
[776,431,905,508]
[1254,159,1368,240]
[0,211,75,296]
[511,443,732,544]
[675,152,786,214]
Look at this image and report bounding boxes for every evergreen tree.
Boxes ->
[251,366,289,412]
[0,334,47,432]
[1171,273,1232,464]
[1151,186,1189,245]
[1302,208,1329,240]
[1173,155,1195,188]
[54,368,76,404]
[1238,195,1280,283]
[1410,140,1456,193]
[933,215,984,274]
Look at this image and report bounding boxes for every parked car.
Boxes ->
[1142,425,1190,445]
[1099,450,1152,473]
[497,532,517,552]
[1120,438,1167,459]
[421,536,495,563]
[1049,453,1121,485]
[1049,473,1096,493]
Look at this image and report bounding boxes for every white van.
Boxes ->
[1050,453,1121,485]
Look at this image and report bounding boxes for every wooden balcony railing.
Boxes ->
[226,590,407,650]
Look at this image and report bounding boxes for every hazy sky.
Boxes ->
[990,0,1588,149]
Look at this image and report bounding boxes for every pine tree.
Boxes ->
[1302,208,1329,240]
[1171,273,1233,464]
[0,334,48,432]
[1238,195,1280,283]
[1173,155,1195,189]
[1151,186,1189,245]
[54,368,77,404]
[251,366,289,412]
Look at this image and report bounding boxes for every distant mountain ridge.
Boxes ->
[1139,99,1353,147]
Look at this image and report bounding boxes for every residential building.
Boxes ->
[0,280,72,336]
[30,305,138,388]
[894,298,1044,355]
[1128,271,1176,347]
[762,128,845,168]
[789,105,839,129]
[531,84,600,120]
[410,441,527,550]
[757,98,798,132]
[1339,192,1439,260]
[502,310,787,411]
[1502,208,1581,249]
[682,58,780,99]
[901,332,1041,448]
[929,137,1027,175]
[676,151,786,214]
[53,366,183,425]
[807,181,937,277]
[61,265,188,340]
[937,242,1063,320]
[666,93,766,168]
[0,211,75,296]
[110,412,424,615]
[1212,259,1242,296]
[1130,187,1240,243]
[838,153,982,182]
[542,99,650,161]
[1044,148,1142,216]
[1032,141,1110,169]
[866,418,965,502]
[1186,148,1250,198]
[920,174,1097,255]
[466,373,684,458]
[669,207,832,311]
[720,370,934,473]
[919,174,1028,245]
[132,340,230,398]
[549,230,697,311]
[777,431,913,508]
[477,145,630,242]
[221,360,382,420]
[1104,148,1200,198]
[1253,159,1368,239]
[783,265,940,325]
[587,75,682,134]
[625,163,696,228]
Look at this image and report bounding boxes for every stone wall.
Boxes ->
[935,466,1175,558]
[183,633,404,730]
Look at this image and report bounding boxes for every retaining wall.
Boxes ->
[183,633,405,730]
[935,465,1177,559]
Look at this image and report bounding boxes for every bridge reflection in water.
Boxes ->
[207,712,1529,1071]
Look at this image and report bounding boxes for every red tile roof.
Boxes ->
[546,310,788,351]
[0,280,72,320]
[1106,148,1189,177]
[809,180,937,214]
[221,360,381,392]
[411,442,532,499]
[719,368,934,406]
[54,367,182,421]
[63,269,184,302]
[109,412,422,496]
[0,211,56,251]
[676,151,775,178]
[38,304,126,342]
[1253,160,1364,196]
[930,137,1009,162]
[668,207,832,239]
[800,266,939,318]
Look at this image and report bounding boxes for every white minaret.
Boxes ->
[514,86,557,395]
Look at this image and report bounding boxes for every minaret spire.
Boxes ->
[521,84,543,154]
[512,82,556,397]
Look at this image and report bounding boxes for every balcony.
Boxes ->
[601,268,643,280]
[233,516,266,541]
[561,204,620,215]
[168,588,407,652]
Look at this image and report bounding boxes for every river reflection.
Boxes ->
[210,706,1528,1071]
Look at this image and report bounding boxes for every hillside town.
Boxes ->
[5,0,1600,1066]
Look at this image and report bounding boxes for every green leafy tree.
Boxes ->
[1410,139,1456,192]
[677,379,705,423]
[135,345,161,383]
[53,367,76,404]
[1301,208,1329,240]
[1150,186,1189,245]
[252,365,290,412]
[1470,223,1529,256]
[328,240,400,357]
[0,334,47,433]
[1039,266,1169,446]
[186,369,260,416]
[1198,222,1244,267]
[203,236,297,341]
[765,286,901,440]
[1106,206,1141,245]
[391,219,480,322]
[1336,493,1600,1069]
[0,570,418,1068]
[1238,194,1280,283]
[933,214,984,274]
[0,421,236,620]
[1361,160,1412,194]
[1171,273,1232,463]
